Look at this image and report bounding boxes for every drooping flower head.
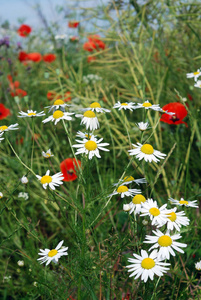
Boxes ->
[17,24,32,37]
[160,102,188,126]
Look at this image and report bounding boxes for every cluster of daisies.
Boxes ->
[186,68,201,88]
[111,174,198,282]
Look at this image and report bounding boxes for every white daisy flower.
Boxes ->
[140,199,170,226]
[21,175,28,184]
[136,122,150,131]
[195,261,201,271]
[18,110,45,118]
[76,110,99,130]
[134,100,163,112]
[126,194,147,215]
[186,69,201,81]
[18,192,29,200]
[45,99,69,112]
[128,142,166,163]
[194,80,201,88]
[83,101,111,113]
[123,203,132,212]
[126,249,170,282]
[17,260,24,267]
[169,197,198,208]
[37,240,68,266]
[157,207,190,231]
[0,123,19,133]
[0,192,3,198]
[72,135,109,160]
[144,229,187,260]
[114,176,147,186]
[0,132,4,142]
[109,185,141,198]
[36,170,64,190]
[76,131,97,140]
[42,149,54,158]
[113,101,135,111]
[42,110,74,125]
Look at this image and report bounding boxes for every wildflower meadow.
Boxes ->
[1,1,201,299]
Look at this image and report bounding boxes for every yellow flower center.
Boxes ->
[27,112,36,116]
[90,102,101,108]
[132,194,146,204]
[53,110,64,119]
[117,185,128,193]
[142,102,152,107]
[158,235,172,247]
[123,176,134,182]
[54,99,64,105]
[48,249,58,257]
[46,153,51,158]
[167,212,177,222]
[193,71,200,75]
[85,134,91,139]
[121,103,128,106]
[141,258,155,269]
[83,111,96,118]
[149,207,160,216]
[41,175,52,184]
[0,125,8,131]
[141,144,154,154]
[85,141,97,151]
[179,200,188,205]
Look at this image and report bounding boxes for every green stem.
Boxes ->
[31,118,35,169]
[6,137,36,176]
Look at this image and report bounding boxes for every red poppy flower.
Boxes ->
[60,158,81,181]
[17,24,32,37]
[43,54,56,63]
[88,35,105,50]
[0,103,11,120]
[69,36,79,42]
[87,56,96,63]
[27,52,42,62]
[68,21,79,28]
[47,91,57,101]
[160,102,188,127]
[83,41,97,52]
[18,51,28,62]
[7,75,27,98]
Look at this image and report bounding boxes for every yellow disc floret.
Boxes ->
[141,144,154,155]
[132,194,146,204]
[117,185,128,193]
[48,249,58,257]
[124,176,134,182]
[158,235,172,247]
[121,103,128,106]
[54,99,64,105]
[53,110,64,119]
[141,258,155,269]
[179,200,188,205]
[149,207,160,216]
[0,125,8,131]
[27,112,36,116]
[167,212,177,222]
[142,101,152,107]
[85,140,97,151]
[193,71,200,75]
[41,175,52,184]
[83,111,96,118]
[90,102,101,108]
